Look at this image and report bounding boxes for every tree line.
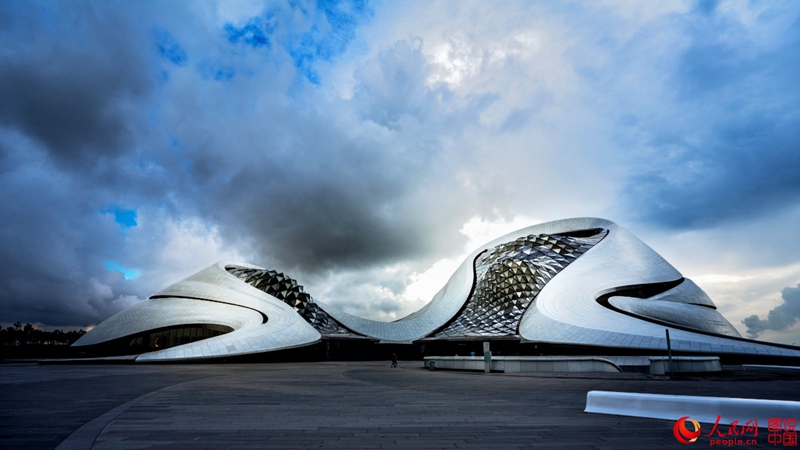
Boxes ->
[1,322,86,347]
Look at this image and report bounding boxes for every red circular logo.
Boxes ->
[674,416,702,444]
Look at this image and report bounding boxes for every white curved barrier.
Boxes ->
[585,391,800,425]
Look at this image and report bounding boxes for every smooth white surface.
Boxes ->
[318,218,611,342]
[320,217,800,357]
[314,251,476,343]
[75,261,321,361]
[517,219,800,357]
[585,390,800,426]
[72,297,263,346]
[76,218,800,360]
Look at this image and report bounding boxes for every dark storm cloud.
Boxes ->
[3,1,799,332]
[616,3,800,229]
[140,29,474,275]
[743,283,800,339]
[0,2,167,327]
[0,1,472,328]
[0,2,153,169]
[0,159,141,325]
[186,41,467,272]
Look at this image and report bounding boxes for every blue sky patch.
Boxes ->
[219,1,372,85]
[104,261,140,280]
[286,0,372,84]
[225,14,274,49]
[155,29,188,66]
[101,207,137,228]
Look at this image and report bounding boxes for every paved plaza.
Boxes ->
[2,361,800,449]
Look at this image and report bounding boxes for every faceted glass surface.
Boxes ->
[226,266,348,335]
[435,230,607,337]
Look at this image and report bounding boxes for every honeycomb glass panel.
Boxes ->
[225,265,349,335]
[434,229,607,337]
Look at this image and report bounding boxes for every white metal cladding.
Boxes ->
[71,298,263,346]
[75,218,800,359]
[320,217,800,356]
[516,221,800,357]
[74,261,321,361]
[317,217,615,343]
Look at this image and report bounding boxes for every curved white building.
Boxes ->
[73,218,800,361]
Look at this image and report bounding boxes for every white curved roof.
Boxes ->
[318,217,613,342]
[74,261,320,361]
[321,217,800,356]
[515,221,800,357]
[75,218,800,360]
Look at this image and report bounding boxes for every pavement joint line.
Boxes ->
[54,374,230,450]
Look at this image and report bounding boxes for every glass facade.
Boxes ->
[125,324,233,352]
[435,229,607,337]
[226,265,348,335]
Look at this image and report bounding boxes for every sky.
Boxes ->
[1,0,800,345]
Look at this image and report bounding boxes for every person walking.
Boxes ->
[391,353,398,368]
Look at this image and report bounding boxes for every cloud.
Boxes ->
[163,36,475,276]
[353,39,432,127]
[743,284,800,339]
[225,15,273,49]
[104,262,140,280]
[608,1,800,229]
[286,0,373,84]
[156,29,189,66]
[0,2,153,169]
[0,0,799,343]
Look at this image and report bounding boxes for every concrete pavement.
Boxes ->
[2,361,800,449]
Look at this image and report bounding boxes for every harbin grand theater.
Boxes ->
[73,218,800,364]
